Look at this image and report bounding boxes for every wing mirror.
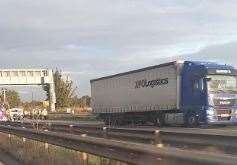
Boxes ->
[204,77,212,82]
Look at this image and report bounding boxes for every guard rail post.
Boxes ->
[47,123,52,131]
[153,130,161,144]
[103,126,108,138]
[69,124,74,134]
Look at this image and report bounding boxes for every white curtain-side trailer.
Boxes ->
[91,61,183,125]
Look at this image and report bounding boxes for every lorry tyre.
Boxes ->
[154,118,161,127]
[106,115,113,126]
[186,113,199,127]
[104,118,110,125]
[154,114,165,127]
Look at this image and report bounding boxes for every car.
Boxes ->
[9,108,24,121]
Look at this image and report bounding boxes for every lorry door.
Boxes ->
[181,63,207,123]
[188,76,207,121]
[192,77,205,106]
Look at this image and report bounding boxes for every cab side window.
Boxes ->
[193,78,204,93]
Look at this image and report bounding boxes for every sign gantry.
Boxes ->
[0,69,56,111]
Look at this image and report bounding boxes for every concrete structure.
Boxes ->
[0,69,56,111]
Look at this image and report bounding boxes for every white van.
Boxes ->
[9,108,24,121]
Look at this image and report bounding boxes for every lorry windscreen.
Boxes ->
[207,75,237,94]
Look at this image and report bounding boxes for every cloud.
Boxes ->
[1,0,237,98]
[180,42,237,67]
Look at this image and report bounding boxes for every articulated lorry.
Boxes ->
[90,61,237,127]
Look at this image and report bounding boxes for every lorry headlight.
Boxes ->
[207,108,214,115]
[208,95,215,106]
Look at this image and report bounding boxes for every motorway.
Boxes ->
[1,120,237,164]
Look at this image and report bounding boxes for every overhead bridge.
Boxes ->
[0,69,56,111]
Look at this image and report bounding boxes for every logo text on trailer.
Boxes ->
[135,78,168,89]
[216,70,232,74]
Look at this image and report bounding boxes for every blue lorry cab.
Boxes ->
[181,61,237,125]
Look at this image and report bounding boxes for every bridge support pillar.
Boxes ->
[49,83,56,112]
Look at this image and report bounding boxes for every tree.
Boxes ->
[80,95,91,107]
[22,101,43,112]
[4,90,21,108]
[72,95,91,108]
[43,69,77,109]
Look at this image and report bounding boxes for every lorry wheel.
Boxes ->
[154,118,161,127]
[186,113,199,127]
[154,115,164,127]
[104,118,110,125]
[105,116,113,126]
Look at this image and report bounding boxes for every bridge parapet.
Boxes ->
[0,69,53,85]
[0,69,56,111]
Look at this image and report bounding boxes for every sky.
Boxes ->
[0,0,237,101]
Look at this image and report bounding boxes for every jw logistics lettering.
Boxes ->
[135,78,168,89]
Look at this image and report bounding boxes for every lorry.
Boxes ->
[90,61,237,127]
